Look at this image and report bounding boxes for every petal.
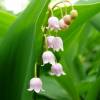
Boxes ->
[48,16,60,31]
[52,37,64,52]
[28,78,42,93]
[42,51,56,65]
[41,88,45,92]
[27,88,33,91]
[43,60,49,65]
[61,47,64,51]
[47,36,54,48]
[56,74,61,77]
[56,73,61,77]
[49,71,55,76]
[62,72,66,75]
[34,88,41,93]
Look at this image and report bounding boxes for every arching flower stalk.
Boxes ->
[28,0,78,94]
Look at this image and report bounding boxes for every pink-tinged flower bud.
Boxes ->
[70,9,78,19]
[63,15,71,25]
[28,78,43,93]
[48,16,60,30]
[47,36,55,48]
[49,63,66,77]
[59,19,69,29]
[52,37,64,52]
[42,51,56,65]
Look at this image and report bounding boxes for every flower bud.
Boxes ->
[42,51,56,65]
[49,63,66,77]
[52,37,64,52]
[63,15,72,25]
[59,19,69,29]
[70,9,78,19]
[47,36,55,48]
[48,16,60,30]
[28,78,43,93]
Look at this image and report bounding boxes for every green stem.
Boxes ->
[33,92,37,100]
[50,9,54,16]
[52,0,74,11]
[63,3,67,15]
[56,5,63,18]
[34,63,37,77]
[44,34,48,51]
[60,7,63,18]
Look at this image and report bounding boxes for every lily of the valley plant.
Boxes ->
[28,0,78,93]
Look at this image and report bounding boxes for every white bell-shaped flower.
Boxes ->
[42,51,56,65]
[28,78,43,93]
[52,37,64,52]
[49,63,66,77]
[48,16,60,30]
[47,36,55,48]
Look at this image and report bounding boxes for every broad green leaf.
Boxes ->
[86,77,100,100]
[0,0,50,100]
[0,10,16,37]
[40,75,71,100]
[90,13,100,31]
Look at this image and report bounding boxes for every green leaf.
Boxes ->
[90,13,100,31]
[0,10,16,37]
[0,0,50,100]
[40,75,71,100]
[86,77,100,100]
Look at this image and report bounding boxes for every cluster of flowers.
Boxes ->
[27,1,78,94]
[42,36,65,76]
[48,9,78,31]
[27,35,65,93]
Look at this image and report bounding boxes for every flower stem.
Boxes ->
[49,8,54,16]
[56,5,63,18]
[33,92,37,100]
[51,0,74,10]
[34,63,37,77]
[44,34,48,50]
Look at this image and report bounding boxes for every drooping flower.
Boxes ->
[63,15,72,25]
[42,51,56,65]
[48,16,60,30]
[49,63,66,77]
[52,37,64,52]
[59,19,69,29]
[70,9,78,19]
[27,78,43,93]
[47,36,55,48]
